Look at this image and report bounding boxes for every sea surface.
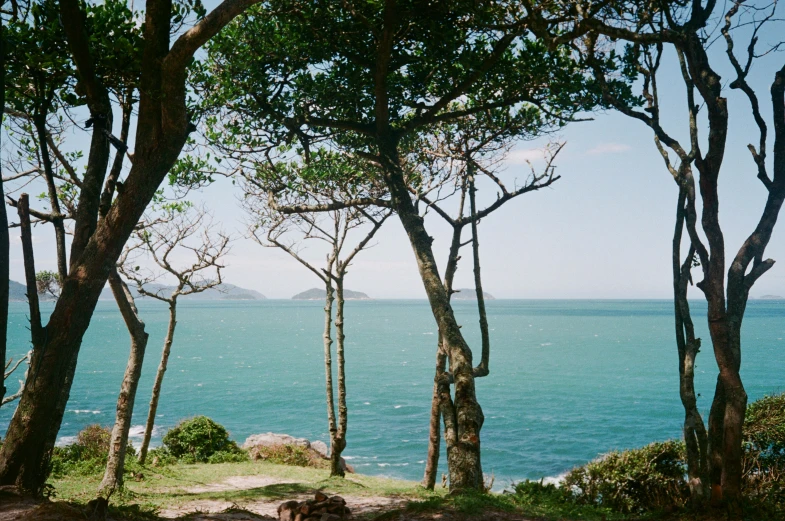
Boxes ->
[2,299,784,487]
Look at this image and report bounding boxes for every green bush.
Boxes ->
[146,447,177,467]
[561,440,688,513]
[208,450,249,464]
[743,392,785,515]
[162,416,242,463]
[50,425,112,477]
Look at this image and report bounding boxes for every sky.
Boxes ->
[5,12,785,300]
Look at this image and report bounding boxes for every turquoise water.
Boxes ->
[2,299,784,486]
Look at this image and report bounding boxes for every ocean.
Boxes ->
[2,299,783,487]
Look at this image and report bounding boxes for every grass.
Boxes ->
[49,459,439,515]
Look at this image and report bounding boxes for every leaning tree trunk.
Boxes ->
[381,144,483,492]
[329,277,348,477]
[672,188,709,503]
[139,299,178,464]
[97,271,149,503]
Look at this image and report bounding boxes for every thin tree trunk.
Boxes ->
[0,20,8,406]
[97,271,148,501]
[381,144,483,492]
[329,277,348,476]
[321,281,341,476]
[139,300,177,464]
[468,173,489,376]
[33,116,68,282]
[672,189,709,503]
[423,224,463,489]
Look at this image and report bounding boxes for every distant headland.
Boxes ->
[292,288,370,300]
[759,294,784,300]
[6,280,266,301]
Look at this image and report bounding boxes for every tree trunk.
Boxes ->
[0,20,8,406]
[707,318,747,512]
[423,224,463,489]
[320,281,342,476]
[139,300,177,464]
[672,189,709,503]
[33,115,68,282]
[329,277,348,477]
[424,346,448,489]
[380,144,483,492]
[97,270,148,501]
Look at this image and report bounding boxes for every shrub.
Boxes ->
[742,392,785,515]
[50,425,112,477]
[162,416,242,463]
[561,440,689,514]
[248,444,327,468]
[208,450,249,464]
[146,447,177,467]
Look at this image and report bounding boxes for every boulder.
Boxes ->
[243,432,311,450]
[311,440,329,457]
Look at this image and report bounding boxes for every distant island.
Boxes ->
[759,294,784,300]
[452,288,495,300]
[7,280,266,302]
[292,288,370,300]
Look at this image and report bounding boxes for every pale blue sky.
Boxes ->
[5,12,785,299]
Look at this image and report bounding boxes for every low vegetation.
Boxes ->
[44,396,783,520]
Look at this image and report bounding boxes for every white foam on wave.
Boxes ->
[68,409,101,414]
[128,425,160,438]
[56,436,77,447]
[541,472,568,486]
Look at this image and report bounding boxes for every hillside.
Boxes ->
[292,288,370,300]
[452,288,495,300]
[98,282,266,301]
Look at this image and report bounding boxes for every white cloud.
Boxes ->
[505,148,544,165]
[586,143,632,155]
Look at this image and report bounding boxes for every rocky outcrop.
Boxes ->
[242,433,311,450]
[243,433,353,473]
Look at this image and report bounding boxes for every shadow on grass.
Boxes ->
[176,482,316,503]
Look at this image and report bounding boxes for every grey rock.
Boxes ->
[310,440,329,458]
[243,432,311,450]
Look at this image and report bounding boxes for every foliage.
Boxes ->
[511,480,628,521]
[561,440,688,514]
[50,425,111,477]
[742,393,785,515]
[247,444,327,469]
[532,393,785,516]
[207,450,249,464]
[162,416,242,463]
[146,447,178,467]
[35,270,61,297]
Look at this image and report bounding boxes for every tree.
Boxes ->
[244,154,389,476]
[118,205,230,465]
[0,0,263,495]
[569,0,785,511]
[419,135,563,489]
[200,1,610,491]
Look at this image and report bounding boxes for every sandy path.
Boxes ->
[159,475,408,519]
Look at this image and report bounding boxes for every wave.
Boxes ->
[68,409,101,414]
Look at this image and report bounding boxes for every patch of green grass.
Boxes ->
[50,459,434,513]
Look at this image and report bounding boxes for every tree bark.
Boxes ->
[672,188,709,503]
[0,18,9,406]
[423,223,463,489]
[380,143,483,492]
[329,279,348,476]
[138,300,177,464]
[97,270,148,502]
